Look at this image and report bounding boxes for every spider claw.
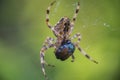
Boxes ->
[50,0,56,6]
[48,64,55,67]
[71,60,74,62]
[52,65,55,67]
[45,74,48,80]
[92,60,98,64]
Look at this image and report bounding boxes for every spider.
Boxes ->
[40,1,98,80]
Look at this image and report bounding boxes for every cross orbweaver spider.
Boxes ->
[40,1,98,80]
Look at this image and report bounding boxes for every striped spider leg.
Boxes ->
[46,1,63,38]
[40,37,55,79]
[46,1,56,29]
[71,33,98,64]
[69,2,80,35]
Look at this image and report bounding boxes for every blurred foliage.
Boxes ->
[0,0,120,80]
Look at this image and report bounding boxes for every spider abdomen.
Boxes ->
[55,40,75,61]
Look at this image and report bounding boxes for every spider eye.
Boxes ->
[64,22,70,26]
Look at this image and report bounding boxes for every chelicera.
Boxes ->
[40,1,98,80]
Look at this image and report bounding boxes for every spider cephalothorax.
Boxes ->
[54,17,71,37]
[40,1,98,80]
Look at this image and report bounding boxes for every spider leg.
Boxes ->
[40,37,55,79]
[71,55,75,62]
[46,1,56,29]
[70,2,80,34]
[46,1,63,38]
[75,44,98,64]
[72,2,80,23]
[71,33,81,44]
[71,33,98,64]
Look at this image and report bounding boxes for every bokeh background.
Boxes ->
[0,0,120,80]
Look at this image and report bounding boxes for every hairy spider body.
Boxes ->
[53,17,75,61]
[40,1,98,80]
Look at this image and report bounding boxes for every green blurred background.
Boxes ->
[0,0,120,80]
